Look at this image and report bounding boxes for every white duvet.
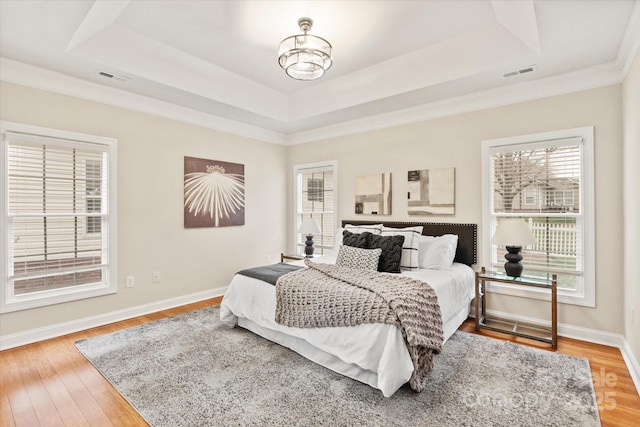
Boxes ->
[220,255,474,397]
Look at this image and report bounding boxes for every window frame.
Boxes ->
[481,126,595,307]
[0,121,118,313]
[292,161,338,256]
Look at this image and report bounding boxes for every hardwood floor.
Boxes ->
[1,298,639,426]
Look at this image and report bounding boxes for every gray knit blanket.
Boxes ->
[275,260,443,392]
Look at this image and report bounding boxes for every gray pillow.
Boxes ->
[342,230,371,249]
[369,234,405,273]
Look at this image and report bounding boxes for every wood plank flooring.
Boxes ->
[1,298,639,426]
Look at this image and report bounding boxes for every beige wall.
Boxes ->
[0,81,288,337]
[0,78,630,343]
[623,49,640,362]
[288,85,624,335]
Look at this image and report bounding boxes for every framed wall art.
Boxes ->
[184,156,245,227]
[407,167,455,215]
[355,172,392,215]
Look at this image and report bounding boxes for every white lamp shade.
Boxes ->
[298,218,321,235]
[492,218,537,246]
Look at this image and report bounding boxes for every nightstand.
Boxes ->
[475,266,557,349]
[280,253,306,263]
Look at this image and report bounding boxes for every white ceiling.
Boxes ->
[1,0,639,143]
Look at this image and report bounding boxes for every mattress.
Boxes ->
[220,255,474,397]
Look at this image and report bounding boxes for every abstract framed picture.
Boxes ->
[184,156,245,228]
[355,172,392,215]
[407,167,455,215]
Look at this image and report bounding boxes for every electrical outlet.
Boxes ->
[126,276,135,288]
[152,272,161,283]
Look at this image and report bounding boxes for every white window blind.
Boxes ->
[85,159,102,235]
[490,137,582,283]
[483,128,595,306]
[294,162,336,255]
[490,138,582,215]
[2,123,117,312]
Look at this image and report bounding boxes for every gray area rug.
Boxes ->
[75,306,600,427]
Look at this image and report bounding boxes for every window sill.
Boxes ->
[1,283,117,314]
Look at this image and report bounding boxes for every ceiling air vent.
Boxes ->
[98,71,131,82]
[502,65,537,78]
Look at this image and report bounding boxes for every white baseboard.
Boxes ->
[0,287,227,351]
[486,309,640,394]
[620,339,640,395]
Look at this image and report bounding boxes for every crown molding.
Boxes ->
[0,57,287,145]
[617,0,640,78]
[0,57,624,147]
[285,62,623,145]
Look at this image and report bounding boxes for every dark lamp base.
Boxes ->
[304,235,315,257]
[504,245,524,277]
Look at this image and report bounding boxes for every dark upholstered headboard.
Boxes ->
[341,220,477,266]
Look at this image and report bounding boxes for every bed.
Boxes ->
[220,220,477,397]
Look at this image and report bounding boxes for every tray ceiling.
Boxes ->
[0,0,638,142]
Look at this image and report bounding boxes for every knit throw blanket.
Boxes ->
[275,260,443,392]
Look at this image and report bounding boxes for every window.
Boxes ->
[482,127,594,307]
[524,187,537,206]
[1,121,117,313]
[293,161,337,256]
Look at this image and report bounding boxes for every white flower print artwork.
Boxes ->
[184,156,245,227]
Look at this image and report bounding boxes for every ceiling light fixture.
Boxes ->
[278,17,332,81]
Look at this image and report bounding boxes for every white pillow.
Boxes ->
[381,226,423,270]
[418,234,458,269]
[335,245,382,271]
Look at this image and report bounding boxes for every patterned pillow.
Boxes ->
[342,230,372,249]
[368,234,405,273]
[381,226,424,270]
[344,223,383,235]
[335,245,382,271]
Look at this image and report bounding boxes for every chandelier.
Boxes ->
[278,17,333,81]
